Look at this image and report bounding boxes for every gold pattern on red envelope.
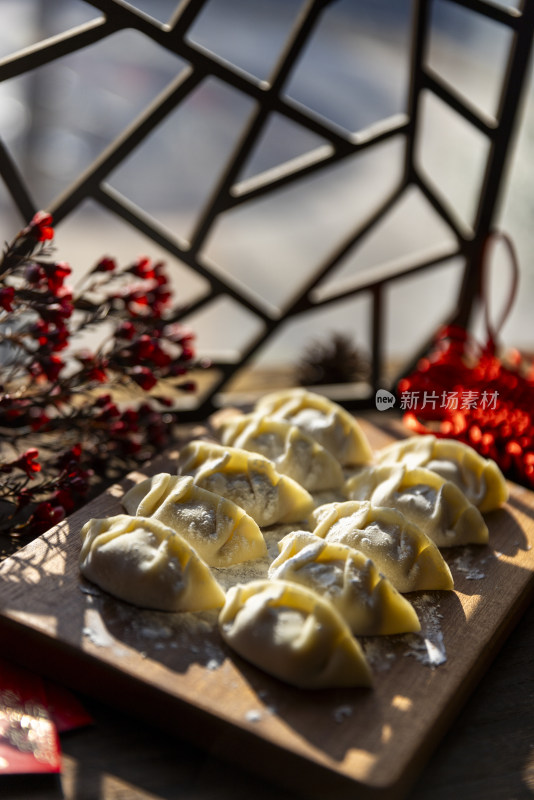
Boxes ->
[0,663,61,774]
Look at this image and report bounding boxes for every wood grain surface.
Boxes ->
[0,417,533,800]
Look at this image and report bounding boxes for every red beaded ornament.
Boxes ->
[398,232,534,489]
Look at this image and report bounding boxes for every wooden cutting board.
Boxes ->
[0,417,533,800]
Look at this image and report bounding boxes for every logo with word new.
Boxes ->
[375,389,396,411]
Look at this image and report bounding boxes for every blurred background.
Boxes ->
[0,0,532,390]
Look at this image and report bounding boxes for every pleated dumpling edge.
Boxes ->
[254,388,373,467]
[219,578,373,689]
[79,514,226,612]
[175,439,314,527]
[269,532,421,636]
[121,473,267,568]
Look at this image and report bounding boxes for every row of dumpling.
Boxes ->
[219,387,508,521]
[78,387,373,605]
[78,388,508,690]
[217,389,508,686]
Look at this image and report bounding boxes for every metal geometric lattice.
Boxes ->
[0,0,532,419]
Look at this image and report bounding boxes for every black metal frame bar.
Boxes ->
[0,0,532,417]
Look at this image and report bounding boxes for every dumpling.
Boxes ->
[175,440,314,527]
[219,579,372,689]
[121,473,267,568]
[345,464,489,547]
[376,434,508,512]
[311,501,454,593]
[269,532,420,636]
[254,388,373,467]
[79,514,225,611]
[218,413,345,492]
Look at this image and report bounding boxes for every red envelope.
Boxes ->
[0,658,61,774]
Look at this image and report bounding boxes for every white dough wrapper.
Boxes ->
[219,579,373,689]
[218,413,345,492]
[344,464,489,547]
[121,473,267,568]
[254,388,373,467]
[176,440,314,527]
[376,434,509,512]
[79,514,225,611]
[269,532,421,636]
[310,502,454,593]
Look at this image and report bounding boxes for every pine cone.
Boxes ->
[296,333,370,386]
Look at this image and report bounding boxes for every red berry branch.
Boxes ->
[0,212,201,549]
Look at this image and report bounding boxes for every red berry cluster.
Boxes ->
[0,212,200,547]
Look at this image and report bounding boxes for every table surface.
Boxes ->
[2,404,534,800]
[1,597,533,800]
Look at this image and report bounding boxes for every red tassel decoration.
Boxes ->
[398,232,534,489]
